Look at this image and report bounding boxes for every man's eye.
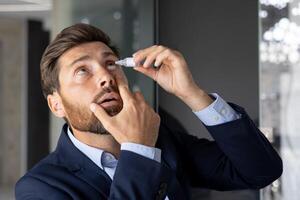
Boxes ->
[76,67,89,76]
[107,62,118,70]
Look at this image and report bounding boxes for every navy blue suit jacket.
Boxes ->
[15,104,282,200]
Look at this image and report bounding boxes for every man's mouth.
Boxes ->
[97,92,120,108]
[100,99,119,107]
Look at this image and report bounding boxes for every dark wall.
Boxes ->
[157,0,259,200]
[158,0,259,138]
[27,20,50,169]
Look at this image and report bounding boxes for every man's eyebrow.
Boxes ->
[68,55,91,68]
[102,51,118,58]
[68,52,117,68]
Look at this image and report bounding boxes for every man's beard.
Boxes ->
[61,85,123,135]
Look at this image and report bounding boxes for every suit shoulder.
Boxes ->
[15,172,72,200]
[24,150,70,180]
[15,151,67,196]
[15,174,45,198]
[15,155,71,200]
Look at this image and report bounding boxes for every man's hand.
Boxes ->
[133,45,213,111]
[90,72,160,147]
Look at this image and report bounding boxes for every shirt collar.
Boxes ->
[67,127,105,170]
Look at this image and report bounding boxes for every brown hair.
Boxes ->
[40,23,119,98]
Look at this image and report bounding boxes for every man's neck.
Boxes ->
[71,127,121,159]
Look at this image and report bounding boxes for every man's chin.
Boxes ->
[103,105,122,116]
[84,121,110,135]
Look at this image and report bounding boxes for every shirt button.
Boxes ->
[104,153,114,161]
[221,108,227,115]
[214,116,220,121]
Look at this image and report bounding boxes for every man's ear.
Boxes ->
[47,92,66,118]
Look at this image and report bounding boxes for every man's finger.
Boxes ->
[133,66,158,81]
[134,91,145,102]
[142,47,165,68]
[114,70,134,103]
[115,69,128,88]
[90,103,111,126]
[118,85,134,103]
[90,103,121,140]
[133,45,164,66]
[153,49,172,68]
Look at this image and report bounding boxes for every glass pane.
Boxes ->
[259,1,300,200]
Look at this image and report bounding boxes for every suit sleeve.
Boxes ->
[173,103,282,191]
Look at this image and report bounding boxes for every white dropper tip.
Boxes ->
[115,57,136,67]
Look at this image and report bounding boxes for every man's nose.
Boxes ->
[97,69,116,88]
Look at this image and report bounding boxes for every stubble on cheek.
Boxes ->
[61,95,123,135]
[60,96,107,134]
[60,84,123,135]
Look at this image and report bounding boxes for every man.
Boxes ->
[15,23,282,200]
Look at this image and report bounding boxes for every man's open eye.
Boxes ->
[107,61,118,71]
[75,67,89,76]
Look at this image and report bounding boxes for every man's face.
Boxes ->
[56,42,125,134]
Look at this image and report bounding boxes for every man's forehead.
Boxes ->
[59,42,117,64]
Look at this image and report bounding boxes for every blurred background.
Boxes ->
[0,0,298,200]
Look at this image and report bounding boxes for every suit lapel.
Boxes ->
[57,123,187,199]
[156,124,179,172]
[55,124,112,198]
[156,124,187,199]
[73,163,112,198]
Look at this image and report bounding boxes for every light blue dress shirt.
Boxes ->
[194,93,240,125]
[67,93,240,199]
